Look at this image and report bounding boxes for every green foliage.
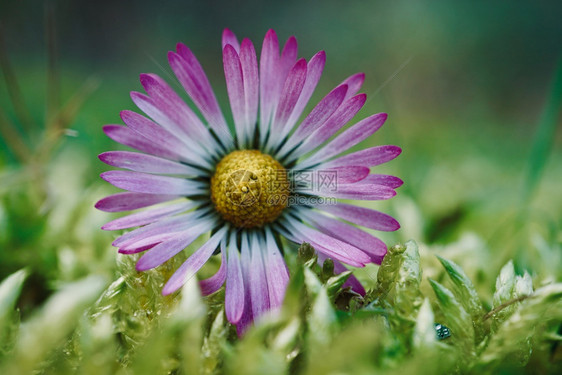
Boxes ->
[0,240,559,374]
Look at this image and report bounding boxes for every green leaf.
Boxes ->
[437,255,485,340]
[477,283,562,370]
[2,275,107,374]
[371,243,406,301]
[493,260,516,308]
[130,276,207,375]
[0,269,27,328]
[201,309,228,374]
[394,240,423,321]
[271,318,300,354]
[429,279,475,362]
[76,312,117,375]
[308,286,337,347]
[325,271,351,299]
[0,268,28,357]
[321,257,335,281]
[413,298,437,350]
[513,271,533,297]
[303,267,323,297]
[490,261,533,330]
[297,242,316,267]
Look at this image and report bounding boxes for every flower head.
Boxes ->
[96,29,402,333]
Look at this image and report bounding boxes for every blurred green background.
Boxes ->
[0,0,561,310]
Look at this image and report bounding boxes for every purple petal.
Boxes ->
[101,201,195,231]
[223,44,247,141]
[135,219,213,271]
[272,58,307,138]
[130,91,191,144]
[341,72,365,100]
[301,208,387,263]
[240,38,259,136]
[95,192,180,213]
[122,231,185,254]
[236,235,254,335]
[319,166,370,184]
[225,232,245,324]
[99,151,200,176]
[259,29,280,140]
[102,125,180,161]
[119,111,199,164]
[299,113,388,168]
[112,214,187,246]
[169,45,233,146]
[135,233,197,272]
[235,296,253,336]
[112,209,209,247]
[199,246,227,296]
[291,93,367,158]
[264,228,289,309]
[115,214,201,249]
[284,51,326,134]
[118,243,157,255]
[312,202,400,232]
[162,227,228,295]
[321,145,402,169]
[279,36,298,82]
[283,219,371,267]
[291,84,348,141]
[100,170,205,195]
[222,28,240,52]
[138,73,217,150]
[304,182,396,201]
[247,233,270,318]
[357,174,404,189]
[276,84,348,159]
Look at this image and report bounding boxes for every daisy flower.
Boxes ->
[96,28,402,333]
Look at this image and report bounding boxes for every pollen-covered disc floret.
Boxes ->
[211,150,289,228]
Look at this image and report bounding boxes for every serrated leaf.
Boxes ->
[437,255,483,316]
[513,272,533,297]
[477,283,562,370]
[491,261,531,330]
[437,255,485,341]
[429,279,475,361]
[493,260,516,308]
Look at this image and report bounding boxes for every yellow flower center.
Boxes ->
[210,150,290,228]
